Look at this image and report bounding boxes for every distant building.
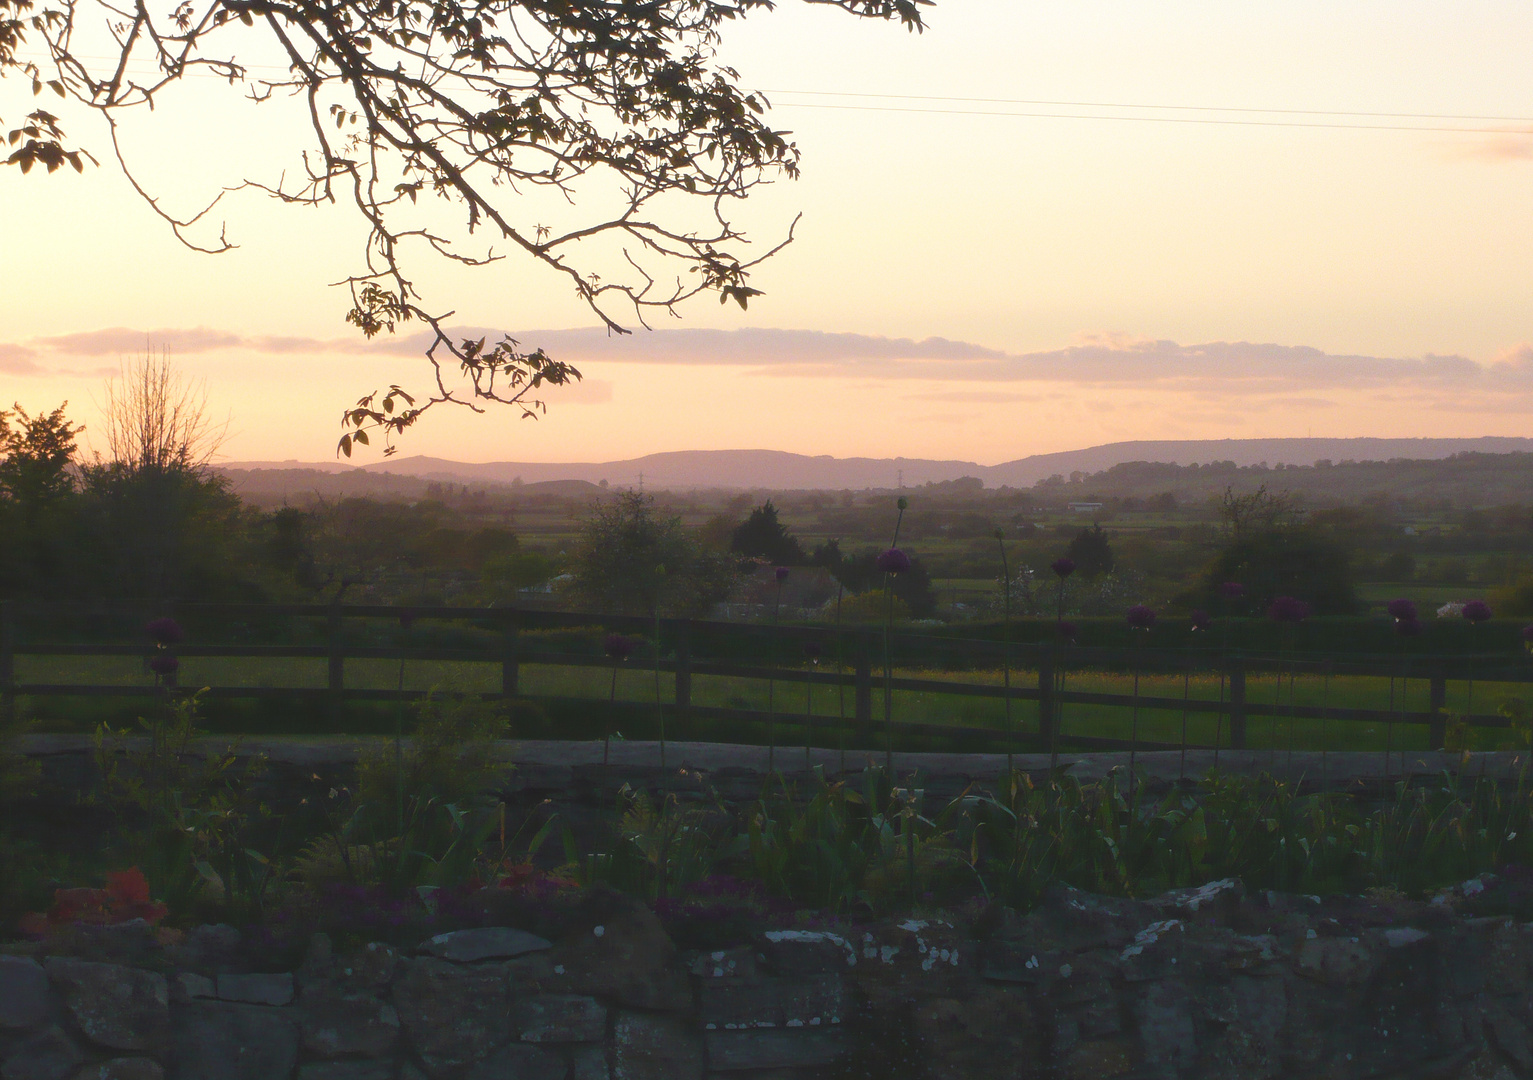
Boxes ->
[1067,501,1104,513]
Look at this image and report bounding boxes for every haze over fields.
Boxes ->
[220,437,1533,499]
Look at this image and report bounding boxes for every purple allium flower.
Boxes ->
[1051,558,1076,579]
[1523,625,1533,643]
[1126,604,1157,629]
[896,496,909,511]
[774,566,790,583]
[148,655,180,676]
[1463,600,1493,624]
[1268,596,1310,623]
[398,609,417,630]
[1189,609,1211,631]
[1387,599,1417,622]
[603,633,634,661]
[803,641,822,662]
[1219,582,1245,600]
[875,548,912,574]
[144,617,183,646]
[1395,616,1423,637]
[1056,620,1078,641]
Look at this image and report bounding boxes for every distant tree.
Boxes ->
[572,490,736,616]
[811,539,936,618]
[0,403,81,511]
[1196,528,1359,616]
[730,500,805,565]
[1066,524,1115,580]
[1218,485,1300,539]
[0,402,85,597]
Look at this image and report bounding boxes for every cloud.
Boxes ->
[10,324,1533,405]
[0,344,42,375]
[1450,132,1533,162]
[36,326,244,355]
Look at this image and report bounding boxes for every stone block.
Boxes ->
[0,957,49,1032]
[392,958,508,1075]
[1059,1038,1133,1080]
[569,1045,608,1080]
[421,928,551,964]
[43,960,168,1053]
[295,1064,394,1080]
[215,972,293,1006]
[173,974,214,1002]
[700,975,843,1031]
[0,1026,84,1080]
[753,932,855,977]
[611,1012,703,1080]
[1295,936,1377,987]
[702,1029,846,1072]
[910,988,1038,1080]
[70,1058,163,1080]
[551,909,691,1011]
[508,994,606,1043]
[462,1042,565,1080]
[172,1001,299,1080]
[165,925,241,974]
[298,983,400,1058]
[688,949,756,980]
[1133,979,1198,1075]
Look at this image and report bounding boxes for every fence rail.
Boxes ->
[3,600,1531,755]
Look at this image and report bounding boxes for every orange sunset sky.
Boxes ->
[3,1,1533,465]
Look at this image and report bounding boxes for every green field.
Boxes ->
[15,653,1528,755]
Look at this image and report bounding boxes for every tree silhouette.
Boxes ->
[0,0,927,451]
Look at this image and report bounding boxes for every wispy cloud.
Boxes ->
[0,344,41,375]
[10,325,1533,405]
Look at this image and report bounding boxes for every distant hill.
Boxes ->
[218,437,1533,494]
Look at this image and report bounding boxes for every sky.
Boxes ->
[3,0,1533,466]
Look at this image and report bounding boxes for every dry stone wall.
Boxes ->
[4,878,1533,1080]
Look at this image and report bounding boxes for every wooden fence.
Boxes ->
[4,601,1532,754]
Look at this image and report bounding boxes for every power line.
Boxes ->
[766,88,1533,125]
[768,99,1532,134]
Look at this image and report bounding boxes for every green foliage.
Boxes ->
[571,786,737,902]
[1065,524,1115,579]
[355,692,510,809]
[94,691,277,918]
[731,501,805,565]
[1196,527,1360,616]
[301,692,518,894]
[572,489,738,616]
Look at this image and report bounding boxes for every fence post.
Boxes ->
[1037,645,1055,744]
[1228,660,1247,750]
[1,601,14,729]
[501,611,520,697]
[854,631,873,728]
[327,601,344,720]
[1428,669,1447,749]
[673,620,692,718]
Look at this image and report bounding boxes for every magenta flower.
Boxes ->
[1126,604,1157,629]
[148,655,180,676]
[1050,558,1076,579]
[1218,582,1245,600]
[1395,617,1422,637]
[1387,599,1417,623]
[144,617,184,646]
[1056,620,1078,641]
[803,641,822,663]
[603,633,635,661]
[1523,625,1533,643]
[774,566,790,583]
[1268,596,1310,623]
[398,609,417,630]
[1463,600,1492,624]
[1189,609,1211,631]
[875,548,912,574]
